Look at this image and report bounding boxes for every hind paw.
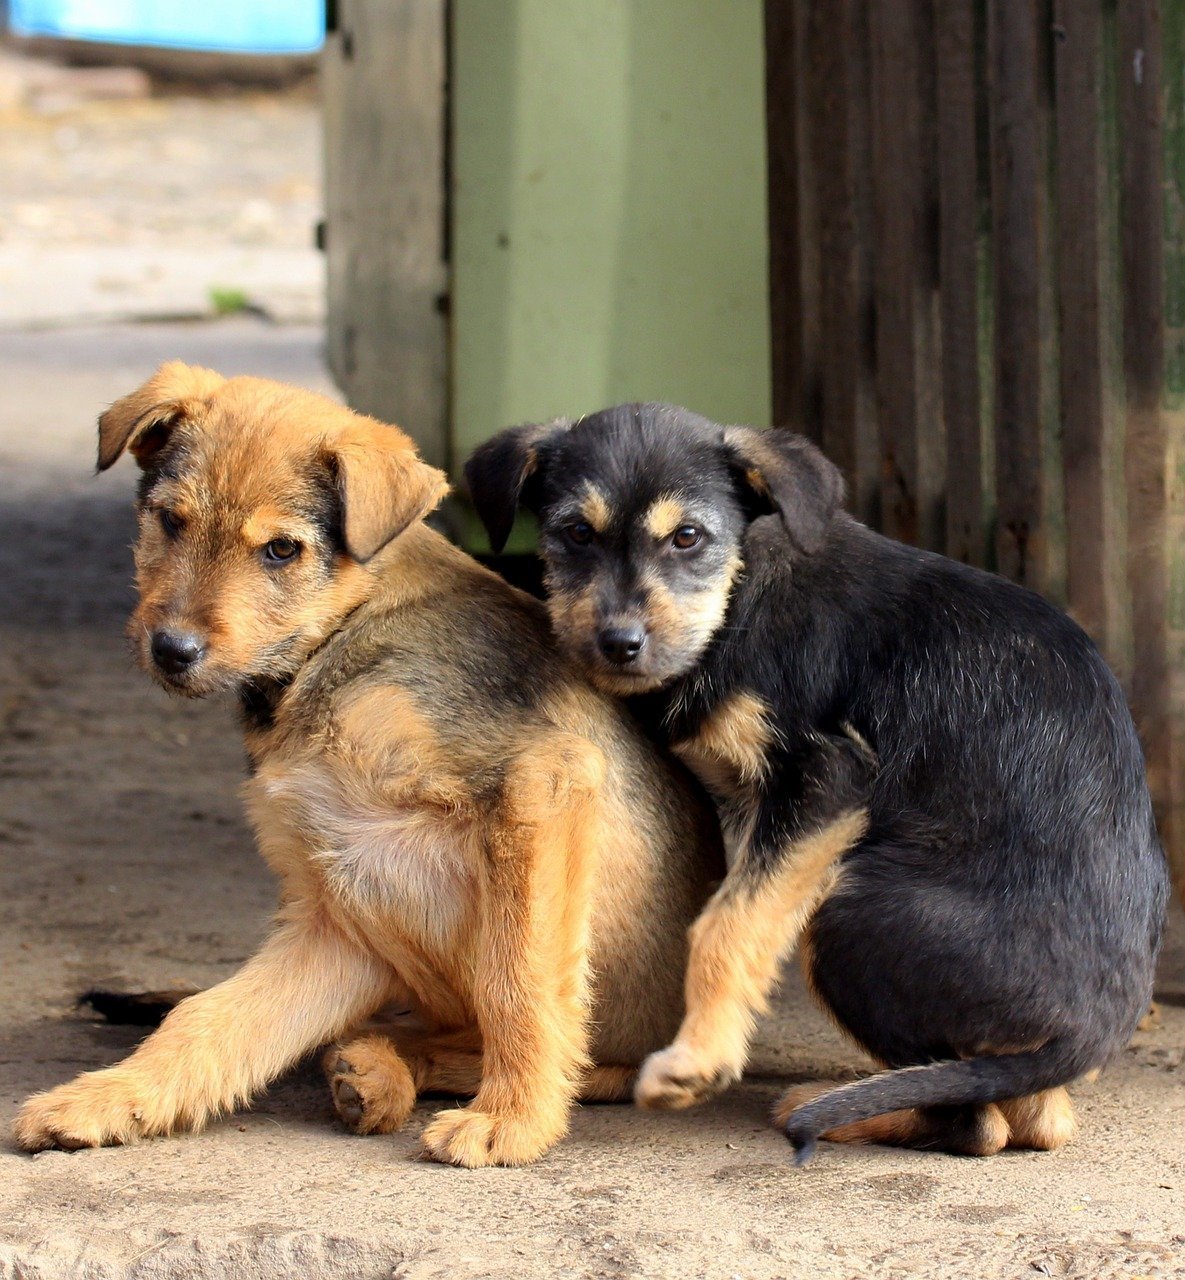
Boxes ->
[325,1036,417,1135]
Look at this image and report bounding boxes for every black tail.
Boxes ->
[784,1039,1098,1165]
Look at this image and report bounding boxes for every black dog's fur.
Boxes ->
[466,403,1169,1162]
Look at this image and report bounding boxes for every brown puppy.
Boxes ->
[13,366,722,1167]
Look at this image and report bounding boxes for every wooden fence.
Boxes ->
[764,0,1185,898]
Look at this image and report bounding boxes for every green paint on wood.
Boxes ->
[1164,1,1185,630]
[451,0,771,536]
[1159,0,1185,881]
[1165,0,1185,407]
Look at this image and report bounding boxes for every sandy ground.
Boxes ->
[0,51,322,326]
[1,59,1183,1280]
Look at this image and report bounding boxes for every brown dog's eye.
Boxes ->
[158,508,183,537]
[262,538,300,564]
[565,522,595,547]
[672,525,703,550]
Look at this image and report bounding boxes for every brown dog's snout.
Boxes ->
[150,628,206,676]
[597,624,646,666]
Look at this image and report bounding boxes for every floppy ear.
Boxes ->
[722,426,844,555]
[97,361,226,472]
[326,420,449,562]
[463,418,573,553]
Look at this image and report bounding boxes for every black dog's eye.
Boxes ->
[671,525,703,550]
[158,508,183,538]
[262,538,301,564]
[564,522,595,548]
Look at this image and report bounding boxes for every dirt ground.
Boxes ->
[0,49,322,327]
[1,58,1183,1280]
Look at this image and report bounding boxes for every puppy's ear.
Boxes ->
[722,426,844,555]
[326,419,449,562]
[97,362,226,472]
[463,418,573,553]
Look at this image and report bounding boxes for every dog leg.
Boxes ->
[406,1055,635,1103]
[772,1083,1009,1155]
[998,1087,1079,1151]
[774,1082,922,1146]
[636,808,867,1110]
[327,1025,482,1134]
[421,735,603,1167]
[328,1025,636,1135]
[14,911,390,1151]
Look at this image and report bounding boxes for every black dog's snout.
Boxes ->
[151,629,206,675]
[598,626,646,665]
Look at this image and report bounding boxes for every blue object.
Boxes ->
[7,0,325,54]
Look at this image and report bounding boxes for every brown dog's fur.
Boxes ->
[13,366,723,1166]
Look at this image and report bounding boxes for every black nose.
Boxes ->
[598,626,646,665]
[151,629,206,675]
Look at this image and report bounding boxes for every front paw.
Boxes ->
[420,1106,563,1168]
[14,1069,153,1151]
[634,1043,738,1111]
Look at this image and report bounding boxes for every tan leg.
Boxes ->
[635,810,867,1110]
[579,1064,637,1101]
[773,1082,1009,1156]
[998,1087,1079,1150]
[327,1025,636,1135]
[420,735,603,1168]
[14,910,391,1150]
[409,1055,635,1103]
[327,1025,485,1134]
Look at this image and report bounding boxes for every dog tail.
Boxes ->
[783,1039,1097,1165]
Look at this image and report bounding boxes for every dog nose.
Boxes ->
[151,629,206,675]
[598,626,646,665]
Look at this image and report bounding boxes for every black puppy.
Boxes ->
[465,403,1169,1163]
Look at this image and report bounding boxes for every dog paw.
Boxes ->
[325,1037,417,1136]
[634,1043,738,1111]
[14,1069,152,1151]
[420,1107,561,1168]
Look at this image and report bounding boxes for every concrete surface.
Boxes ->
[0,56,322,326]
[0,320,1183,1280]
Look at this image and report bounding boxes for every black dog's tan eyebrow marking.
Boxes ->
[577,485,612,533]
[643,495,687,541]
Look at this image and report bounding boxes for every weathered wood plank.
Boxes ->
[845,0,880,527]
[869,0,925,545]
[323,0,449,469]
[1053,0,1112,647]
[935,0,982,565]
[913,0,945,554]
[805,0,860,484]
[1118,0,1174,868]
[987,0,1047,589]
[1163,0,1185,903]
[765,0,807,431]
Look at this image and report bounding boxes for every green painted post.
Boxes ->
[451,0,771,548]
